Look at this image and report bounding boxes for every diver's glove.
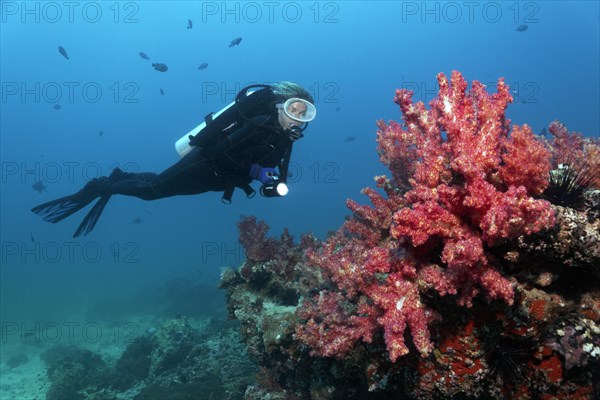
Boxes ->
[250,164,278,184]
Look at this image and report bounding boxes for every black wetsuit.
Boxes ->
[108,112,292,201]
[32,86,297,237]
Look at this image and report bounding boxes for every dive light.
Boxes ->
[260,181,289,197]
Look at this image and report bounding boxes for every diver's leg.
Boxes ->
[107,147,224,200]
[105,169,161,200]
[32,148,214,221]
[32,147,223,236]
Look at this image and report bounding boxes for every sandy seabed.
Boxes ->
[0,352,49,400]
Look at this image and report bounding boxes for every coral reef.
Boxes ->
[129,316,257,400]
[149,315,198,376]
[220,71,600,399]
[41,345,112,400]
[112,335,154,390]
[541,121,600,211]
[40,316,257,400]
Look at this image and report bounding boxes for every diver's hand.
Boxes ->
[250,164,278,184]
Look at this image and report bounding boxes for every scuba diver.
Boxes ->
[31,82,317,237]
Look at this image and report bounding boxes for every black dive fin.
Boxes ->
[31,194,95,224]
[73,195,111,238]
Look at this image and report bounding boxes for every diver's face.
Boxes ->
[286,101,308,120]
[278,101,307,129]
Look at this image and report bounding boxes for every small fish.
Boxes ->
[30,232,35,243]
[187,19,193,29]
[516,24,528,32]
[344,136,356,143]
[152,63,168,72]
[198,63,208,70]
[32,181,46,193]
[540,127,547,137]
[160,88,164,96]
[229,37,242,47]
[99,130,104,136]
[58,46,69,59]
[146,327,157,335]
[132,217,143,224]
[53,104,61,110]
[335,107,341,112]
[139,51,150,60]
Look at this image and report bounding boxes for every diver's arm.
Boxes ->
[277,143,293,182]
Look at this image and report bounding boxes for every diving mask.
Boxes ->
[276,98,317,123]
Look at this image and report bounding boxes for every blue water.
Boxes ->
[0,1,599,394]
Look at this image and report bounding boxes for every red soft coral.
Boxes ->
[296,71,557,362]
[500,124,552,195]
